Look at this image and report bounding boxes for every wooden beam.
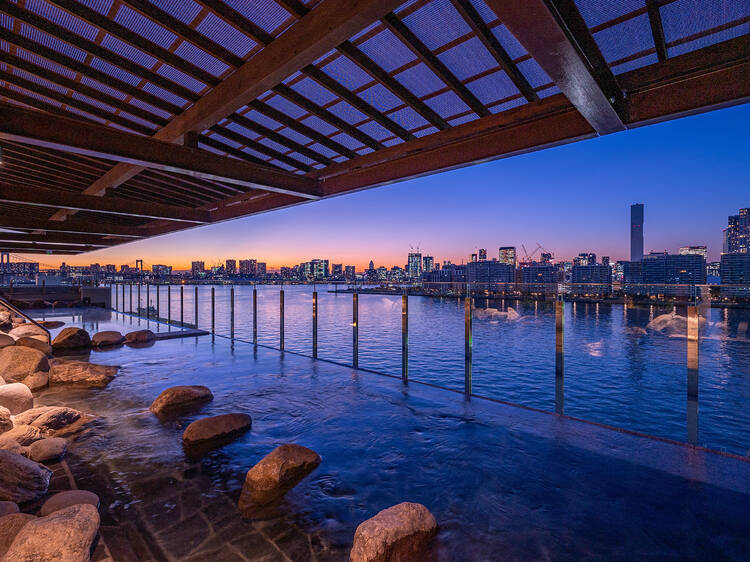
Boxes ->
[0,232,120,245]
[0,185,212,223]
[0,215,146,237]
[69,0,403,210]
[450,0,538,102]
[382,12,491,118]
[485,0,625,134]
[0,241,105,252]
[0,246,84,255]
[0,104,321,199]
[646,0,668,62]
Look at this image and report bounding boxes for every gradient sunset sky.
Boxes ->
[11,102,749,271]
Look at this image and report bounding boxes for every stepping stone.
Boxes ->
[149,385,213,417]
[91,330,125,348]
[124,329,155,344]
[28,438,68,463]
[239,444,321,515]
[39,490,99,517]
[350,502,438,562]
[51,328,91,351]
[182,413,251,456]
[49,360,118,387]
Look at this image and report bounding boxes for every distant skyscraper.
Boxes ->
[407,252,423,279]
[601,256,610,266]
[471,253,478,263]
[256,263,266,277]
[631,203,644,262]
[574,253,597,266]
[225,259,237,275]
[332,264,343,277]
[723,207,748,253]
[478,248,487,261]
[344,265,356,280]
[239,259,256,275]
[679,246,708,258]
[423,255,434,273]
[499,247,516,266]
[191,261,204,276]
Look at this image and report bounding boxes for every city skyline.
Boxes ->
[8,103,749,270]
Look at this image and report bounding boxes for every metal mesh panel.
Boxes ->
[222,0,292,34]
[357,121,394,141]
[291,76,339,106]
[388,105,430,130]
[243,109,282,130]
[469,0,498,24]
[90,57,141,86]
[517,58,551,89]
[11,67,67,94]
[393,63,446,97]
[612,53,658,75]
[224,121,261,140]
[413,125,439,137]
[129,97,172,119]
[327,101,368,125]
[467,70,522,104]
[147,0,202,25]
[141,82,189,107]
[488,96,526,113]
[357,29,417,73]
[80,76,128,100]
[401,0,472,51]
[21,24,87,62]
[573,0,644,29]
[424,90,471,119]
[114,4,177,50]
[71,91,116,112]
[448,113,479,126]
[173,42,229,78]
[77,0,114,16]
[300,115,339,136]
[490,24,527,59]
[669,25,747,57]
[277,127,314,146]
[321,55,373,91]
[307,143,339,159]
[662,0,750,42]
[195,12,256,58]
[265,95,307,119]
[17,49,77,80]
[101,34,158,69]
[593,13,654,64]
[357,83,403,112]
[438,37,498,81]
[156,63,207,93]
[26,0,100,41]
[330,132,365,150]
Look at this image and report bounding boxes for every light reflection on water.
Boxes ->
[103,284,750,454]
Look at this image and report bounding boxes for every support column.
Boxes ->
[687,304,699,444]
[401,293,408,383]
[465,295,472,397]
[312,290,318,359]
[353,292,359,368]
[555,295,565,415]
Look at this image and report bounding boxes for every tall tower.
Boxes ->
[630,203,644,262]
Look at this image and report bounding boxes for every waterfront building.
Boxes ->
[466,261,514,283]
[623,261,643,283]
[239,259,257,276]
[601,256,610,266]
[471,253,478,263]
[521,264,556,284]
[225,259,237,275]
[152,264,172,277]
[499,247,516,266]
[423,255,434,273]
[724,207,749,253]
[407,252,423,279]
[720,253,750,283]
[571,264,612,284]
[631,203,644,262]
[344,266,356,280]
[331,264,343,278]
[642,252,706,284]
[191,261,205,277]
[574,253,597,266]
[540,252,553,264]
[478,248,487,261]
[256,263,267,277]
[307,259,329,280]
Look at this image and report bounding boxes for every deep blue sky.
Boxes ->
[35,102,749,269]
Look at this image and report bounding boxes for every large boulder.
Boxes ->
[91,330,125,348]
[51,328,91,351]
[0,450,52,503]
[39,490,99,517]
[0,513,36,557]
[8,323,49,341]
[49,360,117,387]
[0,346,49,383]
[21,371,49,392]
[182,413,251,455]
[15,336,53,356]
[238,444,321,514]
[350,502,438,562]
[124,329,156,344]
[149,385,213,417]
[0,425,45,447]
[14,406,82,431]
[0,383,34,415]
[0,334,14,349]
[4,504,100,561]
[0,406,12,435]
[29,437,68,463]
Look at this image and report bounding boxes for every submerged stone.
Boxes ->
[29,437,68,463]
[39,490,99,517]
[238,444,321,515]
[149,385,213,416]
[0,424,45,447]
[49,360,118,387]
[350,502,438,562]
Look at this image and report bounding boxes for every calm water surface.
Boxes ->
[109,284,750,455]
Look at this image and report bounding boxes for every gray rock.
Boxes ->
[49,360,117,387]
[29,438,68,463]
[149,385,213,416]
[0,346,49,383]
[39,490,99,517]
[182,413,251,456]
[0,513,36,557]
[15,336,53,356]
[0,383,34,415]
[91,330,125,347]
[350,502,438,562]
[14,406,81,431]
[239,444,321,514]
[0,450,52,503]
[51,328,91,351]
[4,504,100,561]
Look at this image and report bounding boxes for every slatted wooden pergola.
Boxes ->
[0,0,748,255]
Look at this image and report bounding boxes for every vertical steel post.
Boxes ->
[555,295,565,415]
[230,287,235,340]
[211,287,215,334]
[687,304,699,444]
[252,287,257,345]
[279,290,285,351]
[312,290,318,358]
[129,284,132,313]
[465,295,472,397]
[146,284,150,318]
[115,283,118,311]
[180,285,184,327]
[137,283,141,316]
[156,285,160,320]
[167,285,171,325]
[121,284,125,313]
[194,286,198,329]
[401,293,408,383]
[353,292,359,368]
[42,279,46,302]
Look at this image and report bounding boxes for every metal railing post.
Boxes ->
[279,289,285,351]
[156,285,160,320]
[180,285,184,327]
[137,283,141,316]
[211,287,215,334]
[312,290,318,359]
[146,284,150,318]
[194,286,198,329]
[687,304,699,445]
[167,285,171,325]
[465,294,472,397]
[129,283,132,313]
[230,287,235,340]
[353,292,359,368]
[401,293,408,383]
[252,287,257,345]
[114,283,118,311]
[121,284,125,313]
[555,294,565,415]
